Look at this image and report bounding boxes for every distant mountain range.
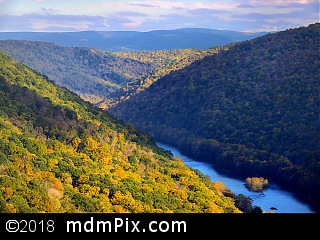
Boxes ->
[0,28,268,51]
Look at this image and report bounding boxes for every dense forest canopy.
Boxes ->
[0,23,318,213]
[109,23,320,212]
[0,40,153,104]
[0,41,225,106]
[0,50,249,213]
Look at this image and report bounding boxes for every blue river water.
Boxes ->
[156,142,314,213]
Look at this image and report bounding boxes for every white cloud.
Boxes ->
[0,0,318,32]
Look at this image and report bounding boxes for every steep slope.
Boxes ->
[109,23,320,212]
[0,40,223,107]
[99,47,226,109]
[0,40,154,104]
[0,50,245,213]
[0,28,267,51]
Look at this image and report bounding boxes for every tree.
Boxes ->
[245,177,269,192]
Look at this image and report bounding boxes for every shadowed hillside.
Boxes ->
[0,40,224,106]
[109,23,320,212]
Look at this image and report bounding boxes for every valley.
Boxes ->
[0,23,319,213]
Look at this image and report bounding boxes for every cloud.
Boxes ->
[133,12,228,31]
[237,4,258,8]
[233,1,319,21]
[112,11,148,17]
[122,22,142,29]
[133,0,186,10]
[238,0,318,7]
[0,13,108,32]
[0,0,318,32]
[0,14,34,31]
[129,3,158,8]
[188,8,230,15]
[41,7,59,13]
[230,0,319,31]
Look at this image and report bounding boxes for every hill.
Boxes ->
[0,40,153,104]
[0,40,223,105]
[0,50,247,213]
[0,28,267,51]
[109,23,320,212]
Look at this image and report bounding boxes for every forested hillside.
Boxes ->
[0,40,153,104]
[109,23,320,212]
[100,47,226,109]
[0,40,222,107]
[0,51,248,213]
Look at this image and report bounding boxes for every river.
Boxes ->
[156,142,315,213]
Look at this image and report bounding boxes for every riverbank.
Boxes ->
[156,142,315,213]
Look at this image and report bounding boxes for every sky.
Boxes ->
[0,0,319,33]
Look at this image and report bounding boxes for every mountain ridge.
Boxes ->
[0,28,268,51]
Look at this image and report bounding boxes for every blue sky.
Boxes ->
[0,0,318,32]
